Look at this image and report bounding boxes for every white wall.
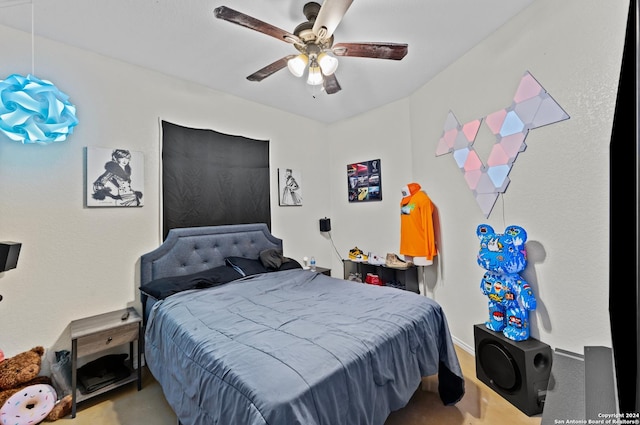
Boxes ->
[325,98,414,266]
[327,0,628,354]
[0,25,329,356]
[415,0,627,353]
[0,0,629,359]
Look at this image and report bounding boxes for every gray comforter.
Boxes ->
[145,269,464,425]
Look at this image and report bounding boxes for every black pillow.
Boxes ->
[278,258,302,271]
[225,256,268,277]
[140,265,242,300]
[259,248,285,270]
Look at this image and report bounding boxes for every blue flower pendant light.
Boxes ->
[0,73,78,144]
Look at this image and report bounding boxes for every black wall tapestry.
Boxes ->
[161,121,271,240]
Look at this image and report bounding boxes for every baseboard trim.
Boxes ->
[452,335,475,356]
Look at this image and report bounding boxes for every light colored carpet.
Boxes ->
[59,345,542,425]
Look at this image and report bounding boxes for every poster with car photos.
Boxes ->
[347,159,381,202]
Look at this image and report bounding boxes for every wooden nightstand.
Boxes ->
[314,266,331,276]
[69,307,142,418]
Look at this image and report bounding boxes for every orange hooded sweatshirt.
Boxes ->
[399,183,437,260]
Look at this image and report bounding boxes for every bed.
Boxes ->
[140,223,464,425]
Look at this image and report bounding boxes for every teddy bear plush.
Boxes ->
[0,346,73,424]
[476,224,537,341]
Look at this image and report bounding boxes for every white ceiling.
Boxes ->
[0,0,534,123]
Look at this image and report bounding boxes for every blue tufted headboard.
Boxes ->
[139,223,282,323]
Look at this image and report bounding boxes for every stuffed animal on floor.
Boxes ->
[0,346,73,424]
[477,224,536,341]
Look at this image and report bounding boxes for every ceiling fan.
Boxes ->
[213,0,408,95]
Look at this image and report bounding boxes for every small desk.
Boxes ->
[70,307,142,418]
[342,259,419,293]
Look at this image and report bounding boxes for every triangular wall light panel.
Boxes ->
[435,71,570,217]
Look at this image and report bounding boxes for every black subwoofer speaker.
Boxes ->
[474,324,552,416]
[319,218,331,232]
[0,242,21,272]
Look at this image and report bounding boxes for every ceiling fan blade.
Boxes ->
[312,0,354,40]
[214,6,302,45]
[247,55,297,82]
[332,42,408,60]
[323,73,341,94]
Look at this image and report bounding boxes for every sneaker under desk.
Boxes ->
[342,259,419,293]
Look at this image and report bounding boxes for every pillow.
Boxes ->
[140,265,242,300]
[225,256,268,277]
[278,258,302,271]
[259,248,285,270]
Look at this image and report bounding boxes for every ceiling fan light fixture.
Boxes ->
[317,52,338,75]
[316,26,328,40]
[307,64,323,86]
[215,2,409,96]
[287,54,308,78]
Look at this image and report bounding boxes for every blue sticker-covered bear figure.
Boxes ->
[477,224,536,341]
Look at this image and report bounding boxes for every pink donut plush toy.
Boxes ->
[0,383,57,425]
[0,346,72,424]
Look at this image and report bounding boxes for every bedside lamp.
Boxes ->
[319,217,331,232]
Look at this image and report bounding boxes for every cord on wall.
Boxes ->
[327,232,343,263]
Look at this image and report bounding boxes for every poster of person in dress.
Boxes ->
[86,147,144,207]
[278,168,302,206]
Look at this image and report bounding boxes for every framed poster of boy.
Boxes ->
[347,159,381,202]
[86,147,144,207]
